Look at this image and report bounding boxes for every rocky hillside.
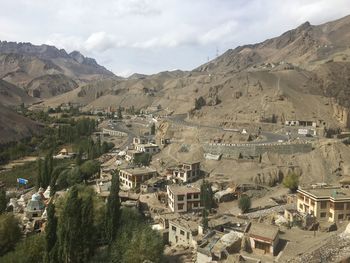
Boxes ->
[0,41,116,99]
[0,79,38,106]
[0,104,43,144]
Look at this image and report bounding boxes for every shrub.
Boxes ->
[238,195,251,214]
[283,173,299,192]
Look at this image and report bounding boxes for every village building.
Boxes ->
[119,167,157,190]
[133,136,149,145]
[25,193,46,219]
[197,230,243,262]
[168,217,199,247]
[297,185,350,222]
[207,214,251,234]
[285,120,317,127]
[125,150,143,162]
[172,162,201,183]
[248,223,280,255]
[167,185,202,213]
[135,143,160,154]
[140,177,166,193]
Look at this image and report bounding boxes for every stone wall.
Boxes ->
[102,128,128,137]
[203,142,312,159]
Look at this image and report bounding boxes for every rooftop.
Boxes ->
[298,186,350,200]
[120,167,157,175]
[248,223,279,242]
[167,184,201,195]
[138,143,159,148]
[169,217,199,233]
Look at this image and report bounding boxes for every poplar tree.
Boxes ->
[37,158,43,188]
[58,186,83,263]
[0,189,6,214]
[105,171,120,245]
[81,195,95,261]
[200,180,214,211]
[45,203,58,263]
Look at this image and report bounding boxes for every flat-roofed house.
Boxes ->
[133,136,148,146]
[167,185,203,213]
[135,143,160,154]
[173,162,201,183]
[168,217,199,247]
[297,186,350,222]
[248,223,280,255]
[119,167,157,190]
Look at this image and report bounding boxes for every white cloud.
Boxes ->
[2,0,350,75]
[199,20,238,45]
[84,32,122,52]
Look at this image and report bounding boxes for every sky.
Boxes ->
[1,0,350,76]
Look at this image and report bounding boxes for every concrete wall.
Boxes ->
[203,142,312,159]
[102,128,127,137]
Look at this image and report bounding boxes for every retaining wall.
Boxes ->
[203,142,312,158]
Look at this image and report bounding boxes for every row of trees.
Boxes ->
[1,172,164,262]
[57,118,96,144]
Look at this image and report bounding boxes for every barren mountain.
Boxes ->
[0,79,38,106]
[0,104,43,144]
[38,15,350,130]
[0,41,116,100]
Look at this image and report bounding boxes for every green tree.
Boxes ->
[238,195,251,214]
[57,186,83,263]
[0,213,22,256]
[110,208,164,263]
[200,180,214,210]
[80,160,100,182]
[150,123,156,135]
[117,106,123,119]
[133,153,152,166]
[105,171,120,245]
[81,194,95,261]
[43,156,49,187]
[123,227,164,263]
[45,203,58,263]
[76,148,83,166]
[37,158,43,188]
[283,172,299,192]
[0,189,6,214]
[201,209,209,232]
[1,234,45,263]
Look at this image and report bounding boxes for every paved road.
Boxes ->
[166,114,289,144]
[108,122,136,149]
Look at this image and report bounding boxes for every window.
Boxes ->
[178,195,184,201]
[180,230,185,236]
[320,212,327,218]
[335,203,345,210]
[320,201,327,209]
[339,214,344,220]
[178,204,184,210]
[187,233,190,239]
[329,212,333,219]
[194,193,199,199]
[172,226,176,231]
[299,204,303,210]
